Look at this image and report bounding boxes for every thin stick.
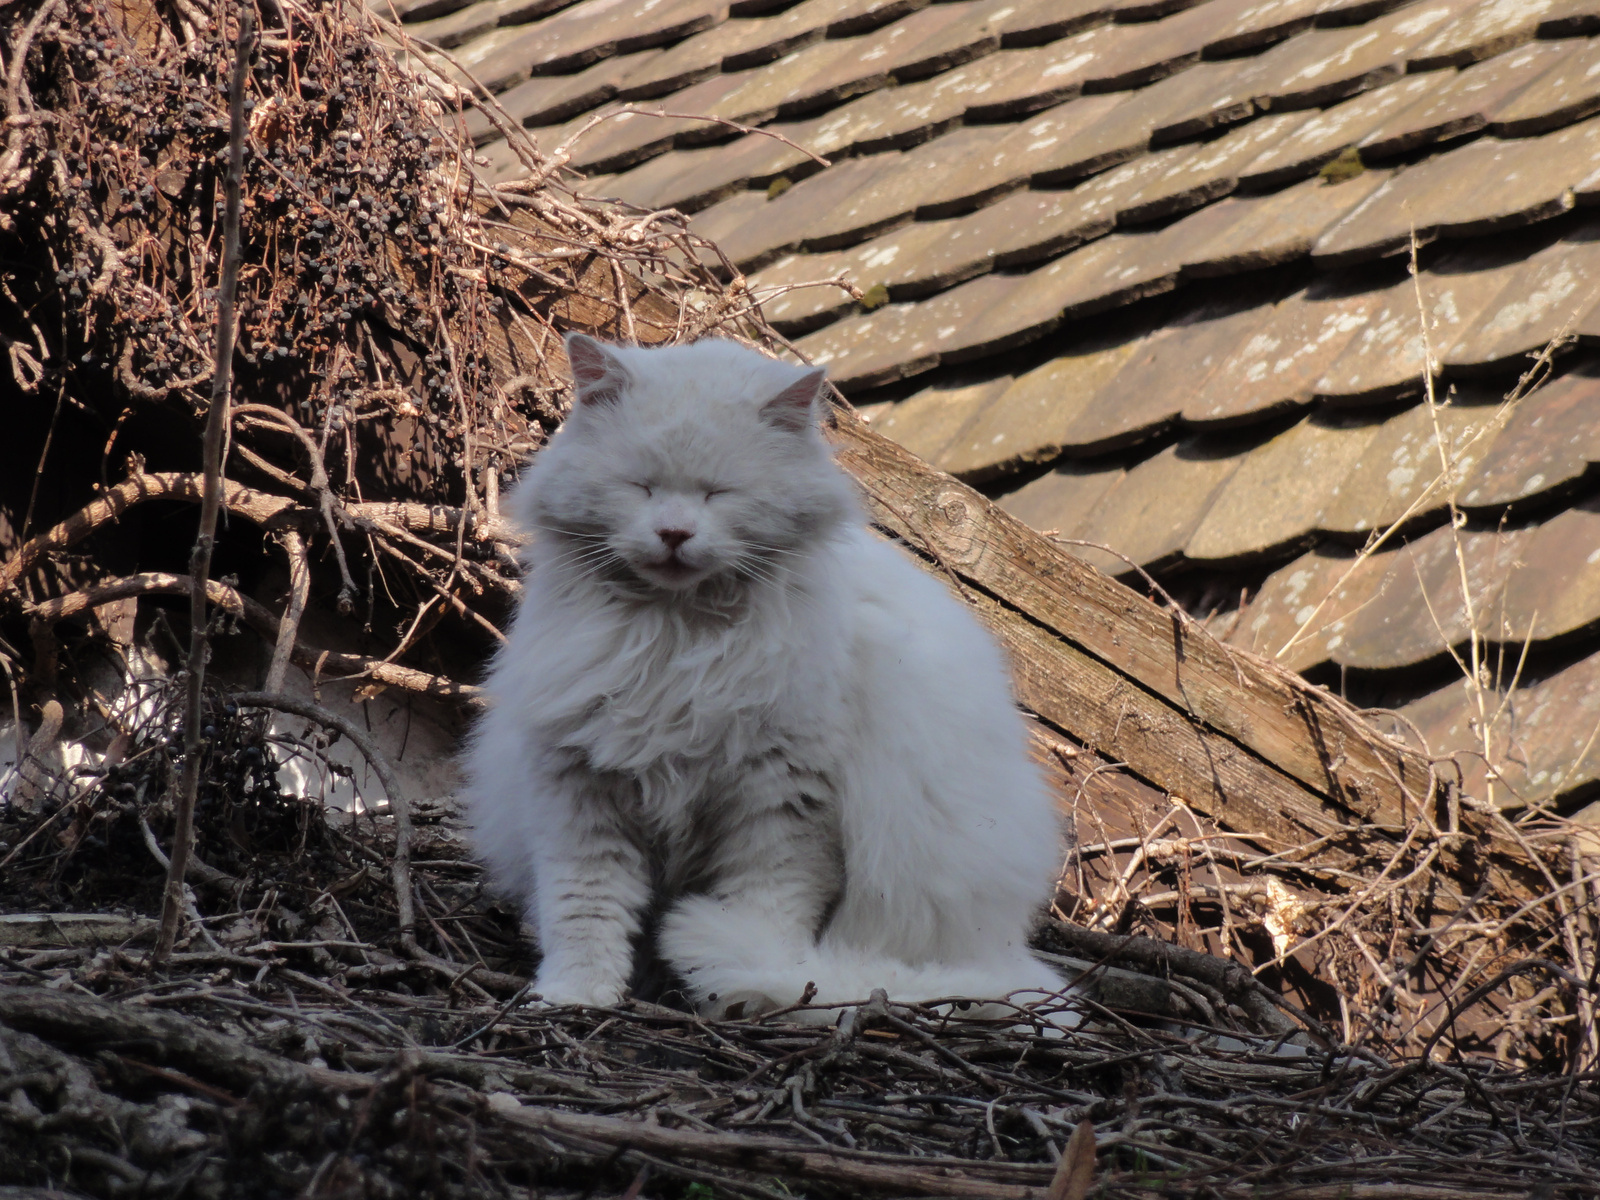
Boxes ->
[264,529,310,694]
[154,3,254,964]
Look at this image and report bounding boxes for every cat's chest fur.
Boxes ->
[511,561,852,803]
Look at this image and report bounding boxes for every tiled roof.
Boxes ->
[406,0,1600,815]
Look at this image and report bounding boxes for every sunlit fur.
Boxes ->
[464,335,1066,1018]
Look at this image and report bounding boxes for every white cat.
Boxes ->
[464,333,1067,1020]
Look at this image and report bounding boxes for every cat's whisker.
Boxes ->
[524,522,613,543]
[557,544,622,566]
[742,542,806,559]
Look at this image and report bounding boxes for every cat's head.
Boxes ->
[514,334,858,593]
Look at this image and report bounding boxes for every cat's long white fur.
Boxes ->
[464,334,1067,1018]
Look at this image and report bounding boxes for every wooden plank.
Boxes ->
[825,402,1433,828]
[971,588,1348,852]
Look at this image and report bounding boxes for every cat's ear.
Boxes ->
[564,332,630,407]
[760,368,827,433]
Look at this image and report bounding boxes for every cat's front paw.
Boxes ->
[529,970,627,1008]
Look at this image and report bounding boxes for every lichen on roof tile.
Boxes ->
[792,125,1016,250]
[1186,409,1385,563]
[1361,37,1578,159]
[467,52,649,142]
[1201,0,1329,57]
[1115,111,1308,224]
[1488,33,1600,134]
[996,462,1129,546]
[763,29,900,114]
[942,334,1151,478]
[1314,249,1525,399]
[865,0,1009,80]
[750,250,860,331]
[1068,8,1208,94]
[869,374,1013,462]
[1231,543,1395,671]
[910,270,1061,364]
[1181,169,1389,279]
[995,225,1181,328]
[827,211,1001,301]
[1442,219,1600,368]
[1407,647,1600,806]
[783,68,968,153]
[708,151,901,267]
[1059,293,1281,452]
[1072,435,1249,574]
[1317,387,1506,536]
[614,21,754,97]
[1069,142,1199,222]
[1502,495,1600,642]
[1238,71,1448,187]
[981,92,1130,187]
[1054,196,1250,316]
[1244,0,1475,110]
[970,185,1121,268]
[1140,57,1265,142]
[1332,521,1533,669]
[792,300,942,388]
[1459,358,1600,508]
[1184,278,1383,426]
[933,27,1120,120]
[1313,123,1590,264]
[1509,652,1600,804]
[1408,0,1558,70]
[1015,88,1178,186]
[792,180,1122,317]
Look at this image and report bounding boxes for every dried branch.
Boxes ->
[26,572,477,701]
[263,528,310,694]
[155,1,255,964]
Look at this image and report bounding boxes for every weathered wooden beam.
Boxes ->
[824,400,1434,834]
[979,588,1347,852]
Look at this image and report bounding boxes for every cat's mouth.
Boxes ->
[637,553,709,589]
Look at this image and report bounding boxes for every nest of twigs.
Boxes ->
[3,778,1598,1200]
[1,0,1599,1195]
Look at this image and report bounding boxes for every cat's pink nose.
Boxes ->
[657,528,692,551]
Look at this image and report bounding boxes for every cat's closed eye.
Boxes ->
[704,488,728,500]
[630,482,654,497]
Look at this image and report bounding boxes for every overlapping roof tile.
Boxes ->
[1458,361,1600,506]
[420,0,1600,811]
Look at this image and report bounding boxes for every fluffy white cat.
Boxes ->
[464,333,1067,1019]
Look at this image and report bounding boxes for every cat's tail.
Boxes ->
[659,898,1070,1024]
